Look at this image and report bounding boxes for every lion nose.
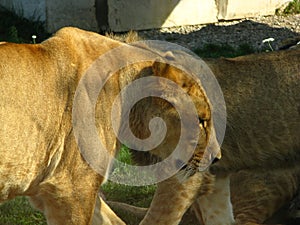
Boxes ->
[215,151,222,159]
[212,151,221,164]
[212,157,220,164]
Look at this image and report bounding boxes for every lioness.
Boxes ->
[196,49,300,225]
[133,48,300,225]
[0,27,219,224]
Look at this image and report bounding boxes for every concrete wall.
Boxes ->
[108,0,218,31]
[46,0,98,33]
[0,0,98,33]
[108,0,291,31]
[0,0,292,33]
[0,0,46,21]
[217,0,291,20]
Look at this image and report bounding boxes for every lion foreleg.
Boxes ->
[29,172,101,225]
[193,175,235,225]
[139,171,214,225]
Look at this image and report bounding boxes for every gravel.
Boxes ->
[137,14,300,51]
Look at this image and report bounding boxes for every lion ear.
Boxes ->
[152,61,169,76]
[152,51,175,76]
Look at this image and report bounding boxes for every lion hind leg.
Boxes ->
[92,195,126,225]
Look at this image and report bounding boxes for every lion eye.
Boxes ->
[198,117,207,128]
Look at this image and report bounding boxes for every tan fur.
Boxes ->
[0,27,126,225]
[230,168,300,224]
[207,50,300,174]
[92,196,125,225]
[195,49,300,225]
[0,27,216,224]
[137,49,300,225]
[192,168,300,225]
[126,61,220,225]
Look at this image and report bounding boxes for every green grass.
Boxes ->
[102,182,155,225]
[283,0,300,14]
[116,144,133,164]
[193,43,255,58]
[276,0,300,15]
[102,145,156,224]
[0,197,46,225]
[102,145,156,207]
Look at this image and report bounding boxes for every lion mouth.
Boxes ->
[178,152,220,176]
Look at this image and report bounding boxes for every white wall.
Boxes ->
[108,0,218,32]
[218,0,292,20]
[108,0,291,32]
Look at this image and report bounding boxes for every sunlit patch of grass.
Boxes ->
[101,181,155,225]
[102,145,156,225]
[276,0,300,15]
[102,145,156,206]
[283,0,300,14]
